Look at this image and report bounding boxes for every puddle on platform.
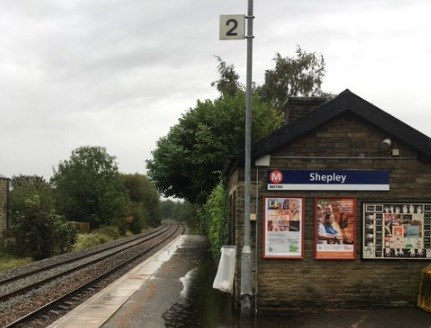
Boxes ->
[162,250,294,328]
[162,249,232,327]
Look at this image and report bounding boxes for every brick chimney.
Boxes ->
[283,97,328,125]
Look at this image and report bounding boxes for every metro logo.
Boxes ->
[269,170,283,184]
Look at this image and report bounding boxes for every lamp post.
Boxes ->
[219,0,254,317]
[240,0,254,317]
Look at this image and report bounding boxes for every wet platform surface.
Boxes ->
[48,234,431,328]
[48,235,190,328]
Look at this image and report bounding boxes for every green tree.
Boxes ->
[257,46,326,109]
[9,175,54,214]
[177,201,201,233]
[121,173,161,232]
[51,146,129,229]
[160,199,194,224]
[9,195,57,260]
[8,177,79,260]
[146,93,281,204]
[160,199,177,220]
[211,56,242,97]
[147,47,329,207]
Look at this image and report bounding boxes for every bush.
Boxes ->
[93,226,121,240]
[8,195,79,260]
[54,221,80,254]
[202,181,229,259]
[114,217,129,236]
[72,226,122,251]
[0,236,16,255]
[73,233,108,250]
[129,218,143,234]
[9,196,57,260]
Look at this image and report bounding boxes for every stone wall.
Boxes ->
[229,112,431,312]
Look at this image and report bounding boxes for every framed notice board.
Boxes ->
[362,202,431,259]
[263,196,304,259]
[315,197,356,260]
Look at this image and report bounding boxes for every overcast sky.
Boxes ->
[1,0,430,180]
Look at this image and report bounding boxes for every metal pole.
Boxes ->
[240,0,254,317]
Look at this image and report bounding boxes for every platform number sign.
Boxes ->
[219,15,245,40]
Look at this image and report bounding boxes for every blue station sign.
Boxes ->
[267,169,390,191]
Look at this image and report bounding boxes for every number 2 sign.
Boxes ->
[219,15,245,40]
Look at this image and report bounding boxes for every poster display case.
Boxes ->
[263,196,304,259]
[315,197,356,260]
[362,202,431,259]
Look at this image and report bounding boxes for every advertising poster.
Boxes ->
[263,197,304,259]
[363,203,431,259]
[315,197,356,260]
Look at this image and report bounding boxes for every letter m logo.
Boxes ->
[269,170,283,184]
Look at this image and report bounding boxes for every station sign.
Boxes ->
[267,169,390,191]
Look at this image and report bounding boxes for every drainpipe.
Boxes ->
[254,155,270,314]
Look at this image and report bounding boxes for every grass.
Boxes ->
[0,226,143,273]
[0,254,32,272]
[72,226,122,251]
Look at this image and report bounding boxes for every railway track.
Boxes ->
[0,221,185,328]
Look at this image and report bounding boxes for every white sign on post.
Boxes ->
[219,15,245,40]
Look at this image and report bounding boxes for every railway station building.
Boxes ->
[227,89,431,312]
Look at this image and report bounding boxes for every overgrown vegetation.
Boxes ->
[2,147,162,266]
[72,226,122,251]
[160,199,201,233]
[0,254,32,272]
[5,177,79,261]
[202,181,229,258]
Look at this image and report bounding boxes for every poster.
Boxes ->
[263,196,304,259]
[363,202,431,259]
[315,197,356,260]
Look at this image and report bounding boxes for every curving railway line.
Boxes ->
[0,221,185,328]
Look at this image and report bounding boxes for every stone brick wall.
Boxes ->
[283,97,327,125]
[229,112,431,312]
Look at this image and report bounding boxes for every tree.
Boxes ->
[257,46,326,109]
[51,146,129,229]
[9,175,54,214]
[177,201,201,233]
[121,173,161,231]
[211,56,242,97]
[148,47,329,205]
[8,176,78,260]
[146,93,281,204]
[9,195,57,260]
[160,199,178,220]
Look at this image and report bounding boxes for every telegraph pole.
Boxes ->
[219,0,254,317]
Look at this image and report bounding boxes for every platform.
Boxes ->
[47,234,201,328]
[46,234,431,328]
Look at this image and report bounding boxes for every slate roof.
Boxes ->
[230,89,431,172]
